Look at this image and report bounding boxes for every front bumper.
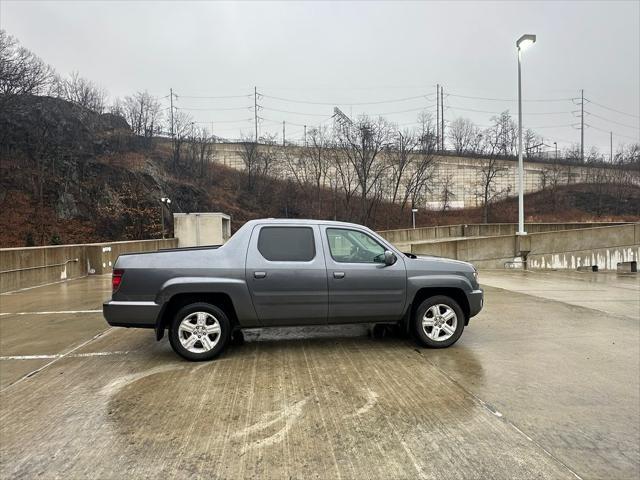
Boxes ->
[468,289,484,317]
[103,300,160,328]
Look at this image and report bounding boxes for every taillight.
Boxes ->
[112,269,124,292]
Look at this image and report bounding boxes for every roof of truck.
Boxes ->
[245,218,371,228]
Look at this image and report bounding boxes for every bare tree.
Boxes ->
[0,30,54,97]
[196,127,215,178]
[475,127,511,223]
[122,91,163,137]
[523,128,542,159]
[539,158,565,210]
[53,71,107,113]
[336,115,393,223]
[257,133,281,179]
[449,117,477,155]
[417,110,437,151]
[238,133,280,191]
[402,150,436,211]
[303,126,331,216]
[387,129,419,205]
[485,111,517,157]
[238,136,260,191]
[171,110,194,170]
[440,173,456,212]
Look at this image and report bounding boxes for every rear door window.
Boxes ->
[257,227,316,262]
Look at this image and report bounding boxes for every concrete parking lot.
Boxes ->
[1,271,638,479]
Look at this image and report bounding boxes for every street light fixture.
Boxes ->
[516,33,536,236]
[411,208,418,229]
[160,197,172,239]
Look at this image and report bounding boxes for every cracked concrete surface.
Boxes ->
[0,271,638,479]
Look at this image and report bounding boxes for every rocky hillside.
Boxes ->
[0,95,638,248]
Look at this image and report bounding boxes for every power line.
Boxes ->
[585,97,640,119]
[447,92,574,103]
[446,104,573,116]
[528,124,576,129]
[261,107,329,117]
[174,106,252,112]
[188,118,253,124]
[176,93,253,99]
[371,105,436,116]
[260,92,432,106]
[586,123,640,141]
[585,111,639,130]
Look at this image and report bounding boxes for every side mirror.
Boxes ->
[384,250,397,266]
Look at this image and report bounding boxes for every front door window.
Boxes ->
[326,228,386,264]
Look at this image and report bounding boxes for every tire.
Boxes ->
[169,302,231,361]
[413,295,465,348]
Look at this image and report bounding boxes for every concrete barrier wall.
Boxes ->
[379,222,626,245]
[378,225,464,245]
[523,224,640,271]
[0,238,177,293]
[411,235,519,269]
[409,223,640,270]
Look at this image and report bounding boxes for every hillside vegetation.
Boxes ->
[0,95,638,248]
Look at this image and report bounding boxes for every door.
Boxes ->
[322,226,406,324]
[246,224,328,326]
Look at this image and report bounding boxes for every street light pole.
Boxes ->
[516,34,536,236]
[160,197,171,239]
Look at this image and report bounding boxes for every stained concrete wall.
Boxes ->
[0,238,177,293]
[522,224,640,271]
[408,223,640,270]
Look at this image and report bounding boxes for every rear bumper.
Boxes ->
[103,300,160,328]
[468,289,484,318]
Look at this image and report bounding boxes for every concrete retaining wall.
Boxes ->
[409,223,640,270]
[0,238,177,293]
[208,142,623,208]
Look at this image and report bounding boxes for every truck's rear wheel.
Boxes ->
[169,302,230,361]
[413,295,464,348]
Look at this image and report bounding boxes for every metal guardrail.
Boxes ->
[0,258,79,275]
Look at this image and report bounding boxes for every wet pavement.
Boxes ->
[0,271,638,479]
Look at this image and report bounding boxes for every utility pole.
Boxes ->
[440,85,445,151]
[436,84,440,151]
[283,121,286,146]
[254,86,258,143]
[610,131,613,162]
[304,125,307,146]
[580,89,584,163]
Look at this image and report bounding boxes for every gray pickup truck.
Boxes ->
[103,219,483,361]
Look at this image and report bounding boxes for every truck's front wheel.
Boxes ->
[169,303,231,361]
[413,295,465,348]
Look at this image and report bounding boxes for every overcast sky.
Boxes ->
[1,0,638,152]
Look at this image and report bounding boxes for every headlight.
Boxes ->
[473,269,479,282]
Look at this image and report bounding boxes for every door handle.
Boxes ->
[333,271,345,279]
[254,271,267,279]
